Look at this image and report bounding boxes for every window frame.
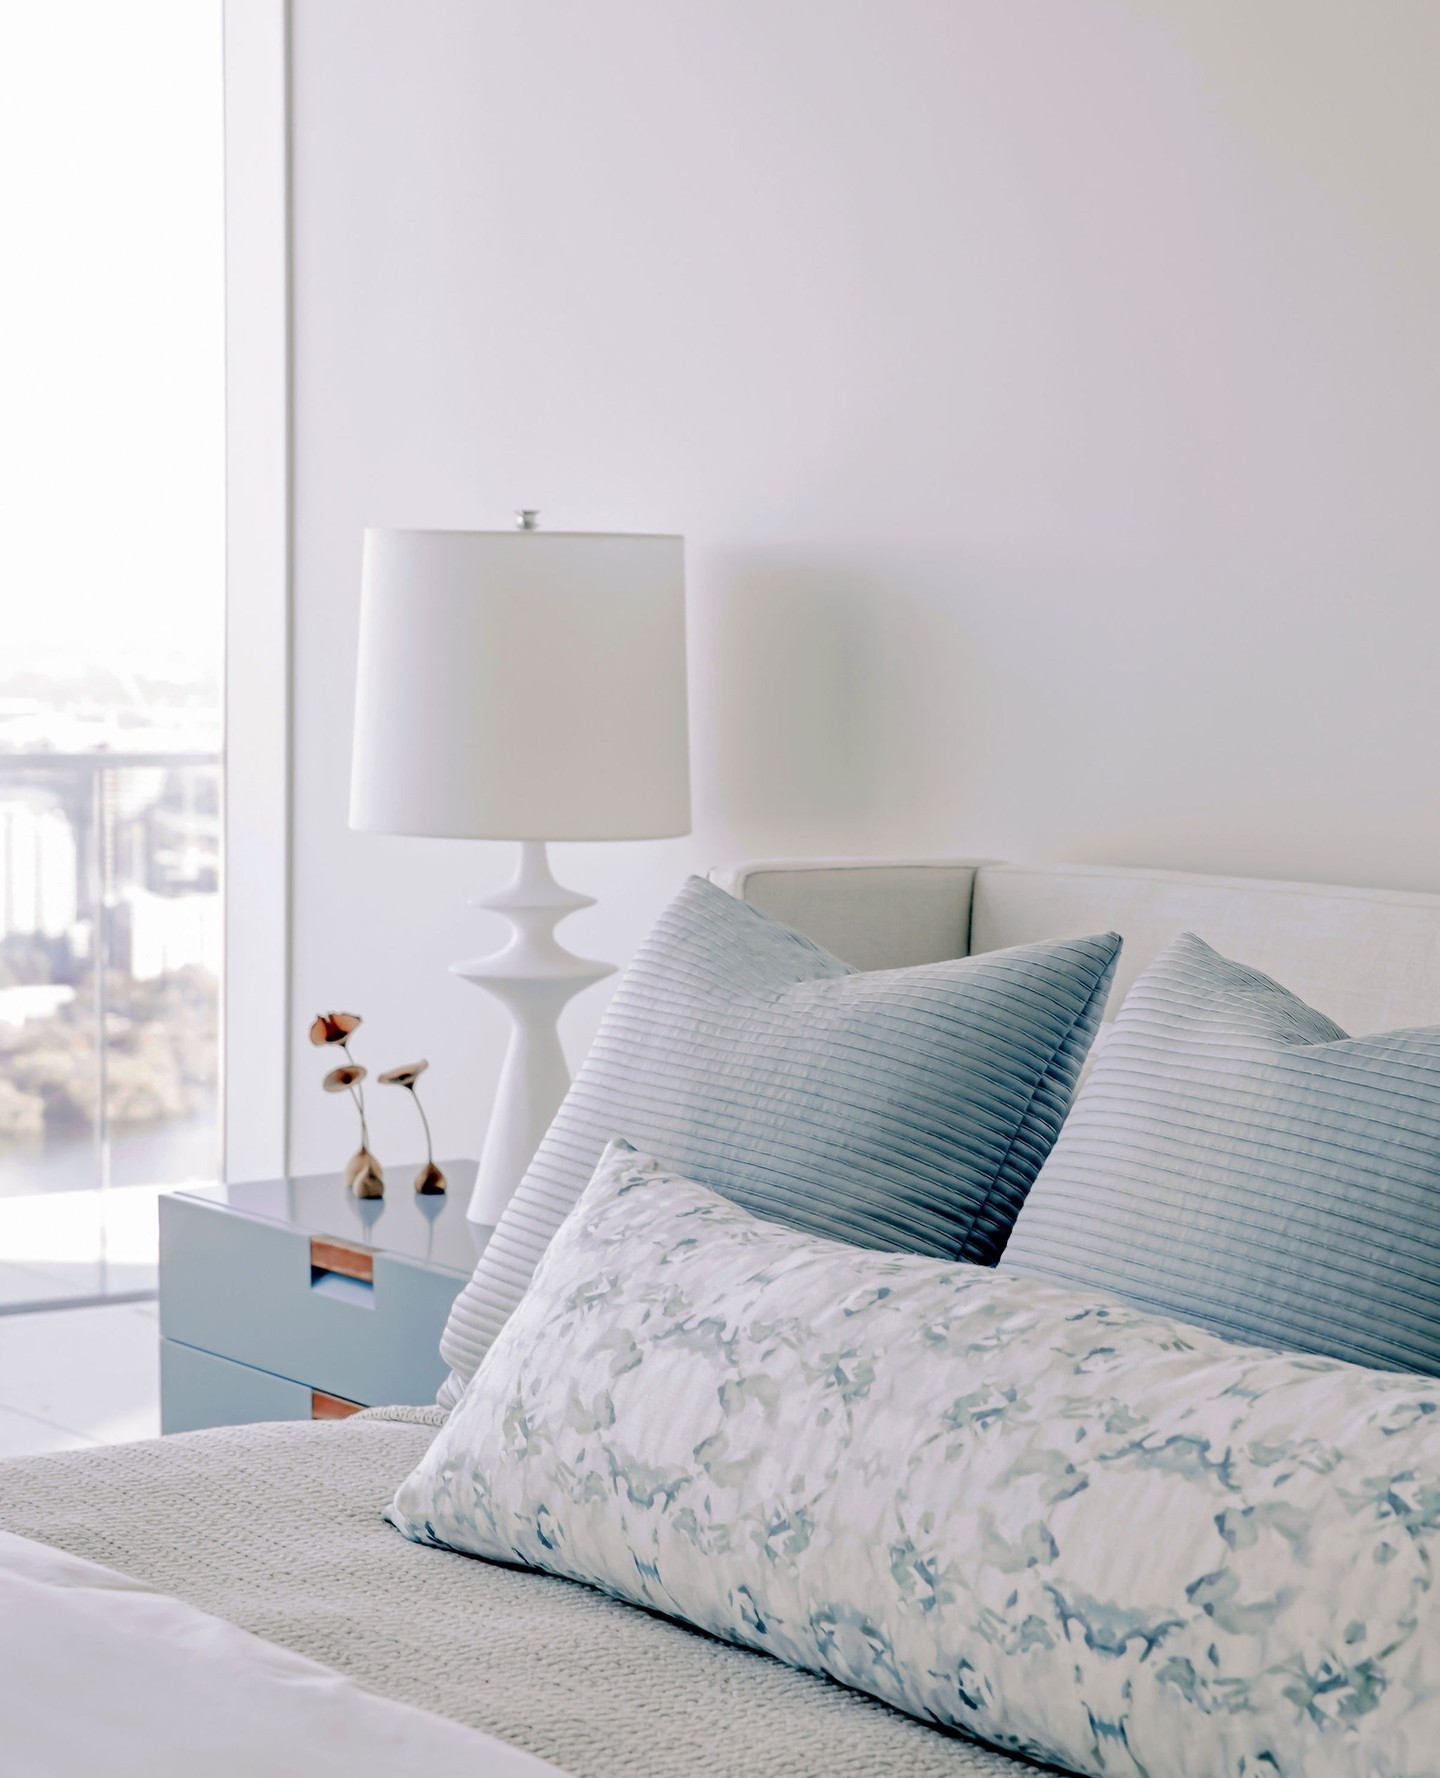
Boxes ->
[222,0,291,1182]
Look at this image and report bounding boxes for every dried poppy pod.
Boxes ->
[377,1061,428,1089]
[309,1012,361,1046]
[378,1059,445,1195]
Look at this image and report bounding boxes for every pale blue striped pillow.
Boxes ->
[438,876,1119,1399]
[1004,930,1440,1372]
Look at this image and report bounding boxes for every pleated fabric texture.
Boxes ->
[1003,930,1440,1373]
[438,876,1120,1402]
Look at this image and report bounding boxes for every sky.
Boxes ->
[0,1,224,690]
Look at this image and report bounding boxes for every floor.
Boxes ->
[0,1185,162,1310]
[0,1300,161,1457]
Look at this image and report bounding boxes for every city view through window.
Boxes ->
[0,690,221,1196]
[0,1,223,1306]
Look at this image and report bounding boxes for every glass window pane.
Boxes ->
[0,1,223,1310]
[0,767,99,1196]
[104,763,221,1192]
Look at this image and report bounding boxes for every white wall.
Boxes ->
[284,0,1440,1174]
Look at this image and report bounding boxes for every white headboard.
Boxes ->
[712,858,1440,1036]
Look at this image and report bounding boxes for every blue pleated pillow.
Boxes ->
[438,876,1119,1400]
[1004,930,1440,1373]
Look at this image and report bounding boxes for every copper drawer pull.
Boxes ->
[311,1388,364,1420]
[310,1236,373,1284]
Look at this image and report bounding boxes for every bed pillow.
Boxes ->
[438,875,1120,1401]
[392,1140,1440,1778]
[1003,930,1440,1373]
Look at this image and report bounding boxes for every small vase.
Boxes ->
[414,1159,447,1196]
[346,1148,385,1198]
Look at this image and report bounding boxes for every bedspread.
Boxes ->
[0,1407,1039,1778]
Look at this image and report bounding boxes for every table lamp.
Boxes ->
[349,514,689,1225]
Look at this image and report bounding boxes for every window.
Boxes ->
[0,1,224,1307]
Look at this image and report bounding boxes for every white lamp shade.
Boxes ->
[350,529,690,841]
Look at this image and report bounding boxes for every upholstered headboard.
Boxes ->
[712,858,1440,1036]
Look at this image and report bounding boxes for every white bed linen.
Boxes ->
[0,1529,568,1778]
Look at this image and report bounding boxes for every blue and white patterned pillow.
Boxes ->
[394,1140,1440,1778]
[438,876,1119,1400]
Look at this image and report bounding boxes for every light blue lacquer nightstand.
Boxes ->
[158,1161,482,1433]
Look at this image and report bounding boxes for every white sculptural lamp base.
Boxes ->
[453,841,615,1225]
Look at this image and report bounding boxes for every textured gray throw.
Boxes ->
[0,1411,1043,1778]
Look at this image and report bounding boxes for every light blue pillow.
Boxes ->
[438,876,1119,1398]
[1004,930,1440,1372]
[394,1141,1440,1778]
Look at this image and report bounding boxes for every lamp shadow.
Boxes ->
[703,556,977,854]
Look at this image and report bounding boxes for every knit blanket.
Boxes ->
[0,1408,1039,1778]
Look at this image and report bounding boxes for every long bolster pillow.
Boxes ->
[391,1140,1440,1778]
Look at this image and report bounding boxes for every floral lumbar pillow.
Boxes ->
[391,1140,1440,1778]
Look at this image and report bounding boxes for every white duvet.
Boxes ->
[0,1530,568,1778]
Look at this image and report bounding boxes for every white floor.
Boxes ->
[0,1185,163,1309]
[0,1300,161,1458]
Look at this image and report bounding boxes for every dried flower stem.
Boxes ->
[341,1039,369,1148]
[408,1086,435,1166]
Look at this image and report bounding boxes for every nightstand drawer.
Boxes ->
[159,1191,464,1408]
[161,1339,312,1432]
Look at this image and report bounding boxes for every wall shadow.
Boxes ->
[702,552,979,855]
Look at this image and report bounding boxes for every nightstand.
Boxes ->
[158,1161,482,1433]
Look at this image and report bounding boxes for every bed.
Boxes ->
[6,856,1440,1778]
